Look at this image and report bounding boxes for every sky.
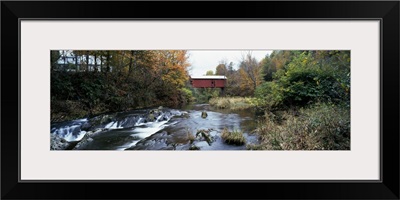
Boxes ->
[187,50,272,76]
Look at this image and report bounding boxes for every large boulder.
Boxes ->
[85,114,116,130]
[80,121,92,131]
[147,114,156,122]
[73,129,104,150]
[50,134,70,150]
[196,129,214,145]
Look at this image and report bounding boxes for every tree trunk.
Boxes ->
[86,51,90,72]
[99,55,103,72]
[94,54,97,72]
[127,50,135,80]
[75,53,78,71]
[106,51,110,73]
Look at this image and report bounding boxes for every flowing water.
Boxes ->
[50,104,262,150]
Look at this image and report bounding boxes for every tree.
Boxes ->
[238,52,263,95]
[255,50,350,108]
[260,56,275,81]
[50,50,61,70]
[51,50,193,121]
[260,50,300,82]
[215,59,229,76]
[225,70,241,96]
[206,70,214,75]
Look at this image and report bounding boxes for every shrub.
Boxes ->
[254,82,284,109]
[192,88,220,103]
[281,64,345,106]
[255,51,350,109]
[180,88,195,103]
[51,100,89,122]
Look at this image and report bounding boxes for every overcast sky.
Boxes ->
[187,50,272,76]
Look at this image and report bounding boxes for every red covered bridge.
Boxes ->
[190,76,227,89]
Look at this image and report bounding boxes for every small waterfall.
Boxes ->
[155,115,163,122]
[64,130,86,142]
[119,115,141,128]
[105,121,114,129]
[51,109,183,148]
[105,121,121,129]
[134,117,145,126]
[51,124,86,142]
[129,119,172,147]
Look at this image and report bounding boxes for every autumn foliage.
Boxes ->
[51,50,191,122]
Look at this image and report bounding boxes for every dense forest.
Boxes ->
[51,50,350,150]
[51,50,192,121]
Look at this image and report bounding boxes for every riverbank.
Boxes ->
[252,103,350,150]
[51,99,187,123]
[210,97,350,150]
[51,100,95,122]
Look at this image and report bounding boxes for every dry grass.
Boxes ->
[221,128,246,145]
[209,97,255,110]
[250,103,350,150]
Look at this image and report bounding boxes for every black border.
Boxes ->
[2,1,399,199]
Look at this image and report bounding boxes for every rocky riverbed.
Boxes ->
[50,105,261,150]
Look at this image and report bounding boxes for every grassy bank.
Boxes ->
[248,103,350,150]
[209,97,256,110]
[209,97,350,150]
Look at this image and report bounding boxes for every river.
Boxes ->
[50,104,262,150]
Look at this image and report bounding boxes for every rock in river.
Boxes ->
[50,134,71,150]
[201,111,208,118]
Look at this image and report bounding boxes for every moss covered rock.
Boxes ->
[201,111,208,118]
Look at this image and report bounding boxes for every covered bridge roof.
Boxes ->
[190,76,227,80]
